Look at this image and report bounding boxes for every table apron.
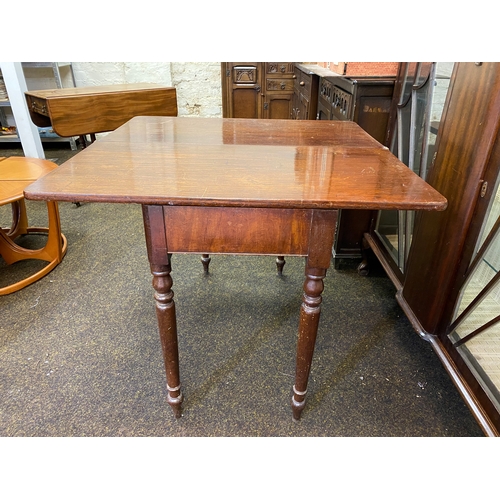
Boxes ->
[143,205,338,264]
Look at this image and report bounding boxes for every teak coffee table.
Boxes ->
[24,117,447,420]
[1,157,67,295]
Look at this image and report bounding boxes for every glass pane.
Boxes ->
[455,323,500,413]
[375,63,454,272]
[454,179,500,321]
[454,273,500,340]
[451,173,500,412]
[375,210,399,262]
[424,63,454,179]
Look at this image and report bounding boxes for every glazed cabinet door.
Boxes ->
[393,62,500,435]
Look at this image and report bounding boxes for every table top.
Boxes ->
[25,83,174,99]
[0,157,58,206]
[24,117,447,211]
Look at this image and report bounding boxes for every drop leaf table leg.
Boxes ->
[276,255,286,275]
[292,264,326,421]
[201,254,211,274]
[151,260,183,418]
[142,205,183,418]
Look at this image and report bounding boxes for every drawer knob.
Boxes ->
[299,81,305,86]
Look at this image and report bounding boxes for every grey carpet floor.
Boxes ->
[0,145,484,436]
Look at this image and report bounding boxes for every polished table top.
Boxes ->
[24,117,447,212]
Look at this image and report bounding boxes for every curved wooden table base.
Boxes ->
[0,157,67,295]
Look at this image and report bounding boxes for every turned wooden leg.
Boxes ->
[292,264,326,421]
[151,259,183,418]
[276,255,286,275]
[201,253,211,275]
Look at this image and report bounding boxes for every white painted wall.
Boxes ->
[71,62,223,118]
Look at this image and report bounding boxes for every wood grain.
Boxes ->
[25,84,177,137]
[163,206,314,254]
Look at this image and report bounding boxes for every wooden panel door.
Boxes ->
[222,63,263,119]
[264,92,293,119]
[292,65,319,120]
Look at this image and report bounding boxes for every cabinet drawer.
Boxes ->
[266,78,294,92]
[300,72,312,94]
[266,63,294,75]
[295,70,312,96]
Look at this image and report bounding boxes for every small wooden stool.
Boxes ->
[0,157,67,295]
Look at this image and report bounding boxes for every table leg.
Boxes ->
[6,199,29,238]
[143,205,183,418]
[292,263,326,421]
[151,259,183,418]
[201,254,211,275]
[276,255,286,275]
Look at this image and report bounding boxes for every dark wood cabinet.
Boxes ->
[262,62,294,119]
[222,63,294,119]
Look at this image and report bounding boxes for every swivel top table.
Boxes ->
[24,116,447,420]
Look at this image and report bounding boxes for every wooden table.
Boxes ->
[25,83,177,143]
[0,157,67,295]
[24,116,447,420]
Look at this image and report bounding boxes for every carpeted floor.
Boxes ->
[0,144,484,436]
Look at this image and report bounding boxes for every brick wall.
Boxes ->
[317,62,400,76]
